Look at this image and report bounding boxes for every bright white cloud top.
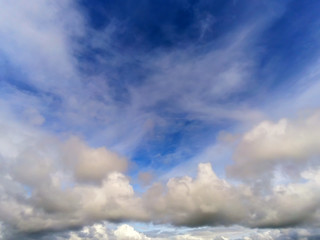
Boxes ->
[0,0,320,239]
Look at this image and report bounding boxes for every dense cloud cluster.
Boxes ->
[1,0,320,239]
[62,137,128,183]
[66,224,320,240]
[0,113,145,234]
[229,111,320,180]
[1,111,320,239]
[144,160,320,229]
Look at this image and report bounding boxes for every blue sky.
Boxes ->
[1,0,320,239]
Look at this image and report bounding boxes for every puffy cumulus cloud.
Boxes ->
[28,173,144,231]
[23,172,146,231]
[0,112,129,187]
[114,224,150,240]
[68,223,109,240]
[144,163,245,227]
[62,137,128,183]
[65,224,320,240]
[144,162,320,229]
[67,223,152,240]
[1,0,320,239]
[0,114,146,235]
[237,167,320,228]
[1,115,320,236]
[228,111,320,179]
[252,168,320,228]
[1,109,320,237]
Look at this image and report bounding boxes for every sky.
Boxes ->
[1,0,320,239]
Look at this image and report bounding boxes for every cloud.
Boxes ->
[0,223,4,240]
[1,0,320,239]
[67,223,151,240]
[144,160,320,229]
[0,113,146,234]
[64,224,320,240]
[128,24,264,124]
[69,223,109,240]
[144,163,245,227]
[0,0,83,90]
[114,224,150,240]
[138,172,154,186]
[0,0,159,156]
[1,106,320,237]
[62,137,128,183]
[0,0,284,159]
[228,111,320,180]
[2,109,320,235]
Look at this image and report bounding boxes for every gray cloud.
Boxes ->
[228,111,320,180]
[62,137,128,183]
[144,163,245,227]
[0,114,146,235]
[63,224,320,240]
[145,162,320,229]
[1,110,320,237]
[0,0,320,239]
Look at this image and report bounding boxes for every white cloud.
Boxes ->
[66,224,319,240]
[0,1,74,104]
[1,108,320,235]
[0,0,320,238]
[129,24,264,124]
[144,163,245,227]
[228,111,320,179]
[0,0,158,157]
[0,0,83,92]
[145,160,320,229]
[62,137,128,183]
[0,113,146,233]
[68,223,109,240]
[114,224,150,240]
[68,223,153,240]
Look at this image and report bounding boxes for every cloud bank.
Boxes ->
[1,110,320,239]
[1,0,320,239]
